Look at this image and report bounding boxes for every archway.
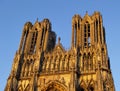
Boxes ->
[88,87,94,91]
[41,81,67,91]
[46,87,60,91]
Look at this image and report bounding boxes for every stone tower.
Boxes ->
[5,12,115,91]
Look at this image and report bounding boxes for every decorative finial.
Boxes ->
[86,11,88,14]
[58,37,61,44]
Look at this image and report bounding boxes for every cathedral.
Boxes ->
[5,12,115,91]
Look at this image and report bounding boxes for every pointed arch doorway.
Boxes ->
[41,81,67,91]
[46,87,60,91]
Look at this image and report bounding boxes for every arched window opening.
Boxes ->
[96,20,98,42]
[30,31,38,53]
[40,29,45,46]
[45,83,66,91]
[88,37,91,47]
[21,30,28,53]
[78,21,80,29]
[84,25,87,47]
[84,22,91,48]
[75,23,77,29]
[88,24,91,47]
[74,23,77,46]
[96,20,98,31]
[46,88,60,91]
[88,53,91,70]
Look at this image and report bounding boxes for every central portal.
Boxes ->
[46,87,60,91]
[42,81,67,91]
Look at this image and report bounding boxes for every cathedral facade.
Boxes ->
[5,12,115,91]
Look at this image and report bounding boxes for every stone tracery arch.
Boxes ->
[41,81,67,91]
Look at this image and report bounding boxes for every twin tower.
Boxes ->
[5,12,115,91]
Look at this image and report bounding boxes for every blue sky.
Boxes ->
[0,0,119,90]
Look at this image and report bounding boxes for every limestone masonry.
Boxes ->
[5,12,115,91]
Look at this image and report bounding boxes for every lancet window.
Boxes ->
[84,21,91,47]
[30,31,38,53]
[21,30,29,53]
[73,23,77,46]
[95,19,98,42]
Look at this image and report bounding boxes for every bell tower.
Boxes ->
[5,19,56,91]
[71,12,105,49]
[72,12,115,91]
[5,12,115,91]
[18,19,56,54]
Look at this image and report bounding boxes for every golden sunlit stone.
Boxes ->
[5,12,115,91]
